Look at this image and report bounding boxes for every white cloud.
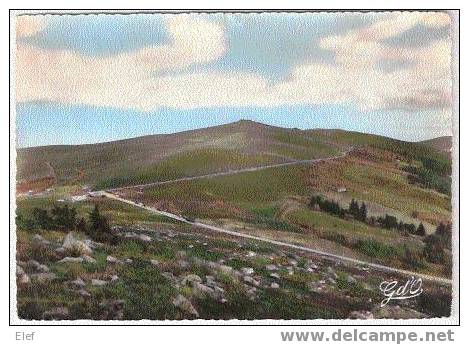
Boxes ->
[16,16,46,38]
[16,12,452,113]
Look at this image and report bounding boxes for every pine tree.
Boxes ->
[359,202,367,222]
[88,205,111,241]
[349,199,359,218]
[416,223,426,236]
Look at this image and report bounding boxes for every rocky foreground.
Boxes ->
[16,224,452,320]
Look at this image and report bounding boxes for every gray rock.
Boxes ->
[150,259,160,266]
[33,234,45,242]
[55,247,66,256]
[138,234,152,242]
[43,307,70,320]
[63,232,92,255]
[173,294,199,317]
[18,273,30,284]
[243,276,260,287]
[16,265,25,276]
[26,259,41,270]
[91,279,107,286]
[124,258,133,264]
[270,273,280,279]
[70,277,86,289]
[162,271,177,283]
[81,254,96,263]
[241,267,254,275]
[270,282,280,289]
[106,255,122,264]
[77,289,91,298]
[182,274,203,286]
[326,267,338,279]
[347,275,357,284]
[177,260,190,269]
[82,239,103,249]
[110,275,119,283]
[265,264,278,271]
[59,257,84,264]
[30,272,56,282]
[37,264,50,272]
[349,310,374,319]
[192,282,217,298]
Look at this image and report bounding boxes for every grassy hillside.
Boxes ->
[17,120,341,190]
[420,136,452,156]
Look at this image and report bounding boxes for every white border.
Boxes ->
[8,8,460,326]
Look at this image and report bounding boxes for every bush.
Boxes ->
[416,223,426,236]
[423,234,447,264]
[354,239,398,259]
[86,205,114,242]
[403,247,425,269]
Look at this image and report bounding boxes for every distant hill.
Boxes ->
[17,120,450,191]
[420,136,452,156]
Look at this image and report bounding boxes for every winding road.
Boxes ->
[105,148,353,192]
[96,148,451,285]
[102,191,452,285]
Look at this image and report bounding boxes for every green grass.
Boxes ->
[270,130,339,160]
[16,196,172,227]
[144,164,308,206]
[341,162,451,221]
[286,208,403,242]
[94,148,281,189]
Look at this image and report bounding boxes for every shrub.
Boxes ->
[403,247,425,269]
[416,223,426,236]
[423,234,446,264]
[86,205,113,242]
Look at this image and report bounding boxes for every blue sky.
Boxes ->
[15,12,453,147]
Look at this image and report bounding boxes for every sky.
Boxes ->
[15,12,454,147]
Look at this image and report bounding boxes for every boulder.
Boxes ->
[265,264,278,271]
[138,234,152,242]
[43,307,70,320]
[77,289,91,298]
[270,273,280,279]
[192,282,217,299]
[241,267,254,275]
[326,267,338,279]
[150,259,160,266]
[348,310,374,319]
[30,272,56,283]
[270,282,280,289]
[177,260,190,269]
[70,278,86,289]
[173,294,199,317]
[16,265,25,276]
[58,257,84,264]
[243,276,260,287]
[91,279,107,286]
[63,232,92,255]
[182,274,203,286]
[81,254,96,263]
[106,255,122,264]
[18,273,30,284]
